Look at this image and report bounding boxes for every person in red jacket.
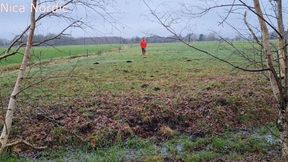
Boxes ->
[140,37,147,56]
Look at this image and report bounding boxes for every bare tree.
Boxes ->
[144,0,288,158]
[0,0,38,153]
[0,0,114,153]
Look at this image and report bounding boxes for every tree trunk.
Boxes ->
[275,0,287,79]
[0,0,37,153]
[275,1,288,156]
[253,0,281,100]
[253,0,288,158]
[278,104,288,158]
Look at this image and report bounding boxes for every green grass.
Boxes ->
[185,151,219,162]
[0,44,120,66]
[0,42,278,161]
[29,137,159,162]
[2,125,277,162]
[0,42,258,105]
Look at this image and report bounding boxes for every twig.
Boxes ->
[5,140,47,150]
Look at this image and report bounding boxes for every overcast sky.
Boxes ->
[0,0,287,39]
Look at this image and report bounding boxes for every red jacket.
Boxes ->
[140,39,147,48]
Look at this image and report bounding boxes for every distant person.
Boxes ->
[140,38,147,56]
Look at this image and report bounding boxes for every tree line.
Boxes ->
[2,31,286,47]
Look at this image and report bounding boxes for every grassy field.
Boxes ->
[0,42,280,161]
[0,44,120,66]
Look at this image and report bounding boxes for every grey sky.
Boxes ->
[0,0,287,39]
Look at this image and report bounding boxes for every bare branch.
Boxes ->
[143,0,271,73]
[243,11,261,45]
[5,140,47,150]
[239,0,283,39]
